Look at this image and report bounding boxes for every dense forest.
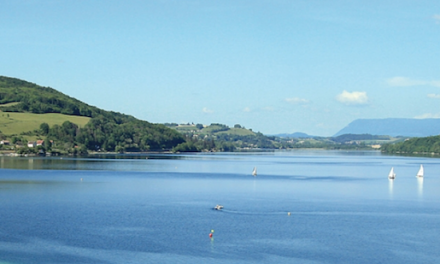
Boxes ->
[0,76,185,154]
[0,76,133,120]
[381,135,440,154]
[166,123,277,152]
[173,131,277,152]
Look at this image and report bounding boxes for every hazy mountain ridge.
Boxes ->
[334,118,440,137]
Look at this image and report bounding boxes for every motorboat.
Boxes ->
[214,205,223,210]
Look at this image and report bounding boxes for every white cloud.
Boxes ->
[428,94,440,99]
[386,76,426,87]
[386,76,440,87]
[336,90,369,105]
[285,97,310,104]
[262,106,274,111]
[414,113,440,119]
[202,107,213,114]
[434,14,440,24]
[431,81,440,87]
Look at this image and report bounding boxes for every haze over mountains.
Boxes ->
[333,118,440,137]
[277,118,440,138]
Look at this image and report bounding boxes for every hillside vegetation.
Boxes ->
[0,76,130,120]
[165,123,276,152]
[0,76,404,155]
[381,135,440,154]
[166,124,389,152]
[0,76,185,154]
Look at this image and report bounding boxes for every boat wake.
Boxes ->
[215,209,405,217]
[217,209,290,215]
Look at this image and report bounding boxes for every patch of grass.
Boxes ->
[200,125,228,134]
[175,125,198,132]
[0,102,20,107]
[216,128,255,136]
[0,112,90,135]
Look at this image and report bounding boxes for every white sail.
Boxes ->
[416,164,424,178]
[252,167,257,176]
[388,167,396,179]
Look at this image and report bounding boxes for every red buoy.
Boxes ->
[209,233,213,238]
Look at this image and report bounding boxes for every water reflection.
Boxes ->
[388,179,394,198]
[28,158,34,170]
[417,177,424,199]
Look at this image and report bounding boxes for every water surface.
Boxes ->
[0,150,439,263]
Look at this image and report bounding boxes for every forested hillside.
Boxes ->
[0,76,185,154]
[0,76,130,120]
[165,124,390,152]
[165,123,279,152]
[381,135,440,154]
[0,76,400,155]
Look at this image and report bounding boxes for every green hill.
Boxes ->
[165,123,279,151]
[0,76,185,154]
[173,123,256,137]
[0,76,131,120]
[166,123,387,152]
[381,135,440,154]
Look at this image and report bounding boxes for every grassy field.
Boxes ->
[0,112,91,135]
[174,125,256,137]
[216,128,255,136]
[174,125,199,133]
[0,102,20,107]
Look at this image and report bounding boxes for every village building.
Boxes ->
[0,140,10,145]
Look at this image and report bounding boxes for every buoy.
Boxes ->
[209,233,213,238]
[287,212,291,216]
[211,229,214,233]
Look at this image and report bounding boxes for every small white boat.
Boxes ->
[388,167,396,180]
[416,164,424,178]
[252,167,257,177]
[214,205,223,210]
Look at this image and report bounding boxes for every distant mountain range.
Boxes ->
[333,118,440,137]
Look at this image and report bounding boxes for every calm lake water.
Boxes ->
[0,150,439,264]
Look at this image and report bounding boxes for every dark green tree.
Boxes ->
[40,123,50,135]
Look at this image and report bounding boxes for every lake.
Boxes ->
[0,150,439,264]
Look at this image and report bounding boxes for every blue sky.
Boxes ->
[1,0,440,136]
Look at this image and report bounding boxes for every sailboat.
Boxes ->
[388,167,396,180]
[416,164,424,178]
[252,167,257,177]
